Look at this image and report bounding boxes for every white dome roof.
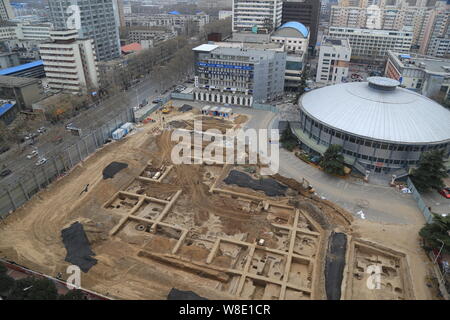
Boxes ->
[300,79,450,144]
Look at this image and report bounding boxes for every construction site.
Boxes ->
[0,106,434,300]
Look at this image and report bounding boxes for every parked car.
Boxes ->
[26,150,39,159]
[0,169,12,178]
[24,133,38,140]
[35,157,47,166]
[438,187,450,199]
[37,127,46,134]
[65,122,74,130]
[0,146,10,154]
[152,98,163,104]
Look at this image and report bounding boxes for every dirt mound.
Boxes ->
[179,105,193,113]
[223,170,287,197]
[102,162,128,179]
[61,222,97,273]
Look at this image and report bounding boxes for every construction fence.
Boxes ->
[252,103,278,113]
[0,108,135,218]
[406,177,434,223]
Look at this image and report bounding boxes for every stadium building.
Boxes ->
[293,77,450,175]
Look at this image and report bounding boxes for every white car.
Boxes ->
[35,157,47,166]
[37,127,46,134]
[26,150,39,159]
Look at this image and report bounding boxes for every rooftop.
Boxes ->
[276,21,309,38]
[193,44,219,52]
[0,75,40,87]
[0,60,43,76]
[121,43,143,54]
[322,36,351,48]
[0,101,16,117]
[389,51,450,75]
[300,78,450,144]
[213,41,284,51]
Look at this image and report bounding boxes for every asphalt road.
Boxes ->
[211,106,425,225]
[0,73,182,189]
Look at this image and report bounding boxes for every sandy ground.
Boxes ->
[0,109,438,300]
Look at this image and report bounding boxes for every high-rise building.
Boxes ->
[420,3,450,57]
[48,0,120,61]
[232,0,283,34]
[329,1,437,52]
[39,29,99,93]
[281,0,321,48]
[113,0,126,28]
[316,37,351,84]
[0,0,14,21]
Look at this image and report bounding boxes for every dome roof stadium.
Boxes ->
[278,21,309,38]
[300,77,450,144]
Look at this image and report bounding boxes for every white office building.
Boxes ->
[316,37,351,85]
[232,0,283,34]
[329,26,413,63]
[39,30,99,93]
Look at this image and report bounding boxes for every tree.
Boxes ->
[0,274,14,296]
[320,145,345,176]
[59,289,86,300]
[8,277,58,300]
[411,150,448,192]
[0,263,6,274]
[280,122,298,152]
[419,214,450,254]
[297,69,309,98]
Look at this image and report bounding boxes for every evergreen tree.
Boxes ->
[59,289,86,300]
[280,122,298,152]
[320,145,345,176]
[419,214,450,254]
[411,150,448,192]
[0,274,14,296]
[297,70,308,96]
[8,277,58,300]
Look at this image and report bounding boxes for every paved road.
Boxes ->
[231,109,424,225]
[0,74,180,189]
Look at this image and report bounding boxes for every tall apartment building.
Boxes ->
[113,0,125,28]
[316,37,351,84]
[0,0,14,21]
[192,43,286,106]
[48,0,120,61]
[232,0,283,34]
[125,13,210,35]
[421,4,450,57]
[330,1,436,52]
[39,29,99,93]
[198,0,233,8]
[281,0,321,48]
[329,26,413,62]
